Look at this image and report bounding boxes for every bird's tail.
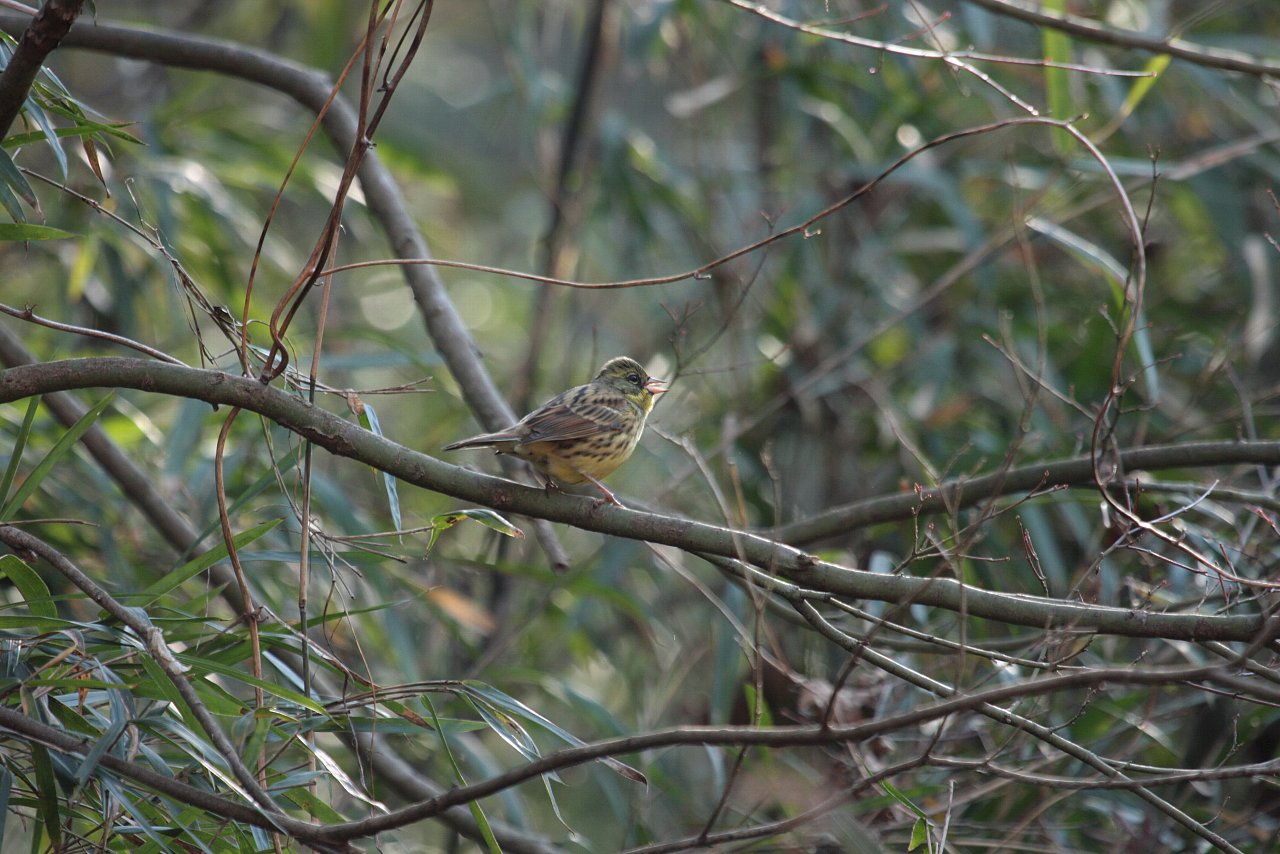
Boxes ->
[442,431,518,451]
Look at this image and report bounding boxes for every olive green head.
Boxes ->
[595,357,667,409]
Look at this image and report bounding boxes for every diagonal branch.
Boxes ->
[961,0,1280,77]
[0,524,286,818]
[0,0,82,139]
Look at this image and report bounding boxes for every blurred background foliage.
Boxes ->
[1,0,1279,851]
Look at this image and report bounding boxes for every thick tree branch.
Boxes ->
[3,355,1276,643]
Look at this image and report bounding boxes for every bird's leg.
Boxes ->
[580,472,624,507]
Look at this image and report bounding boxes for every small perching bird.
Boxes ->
[443,356,668,506]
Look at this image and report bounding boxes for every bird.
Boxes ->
[443,356,668,506]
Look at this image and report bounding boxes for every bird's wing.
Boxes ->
[518,385,631,442]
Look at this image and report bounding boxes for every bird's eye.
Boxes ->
[627,373,641,385]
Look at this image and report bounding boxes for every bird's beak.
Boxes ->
[645,378,668,396]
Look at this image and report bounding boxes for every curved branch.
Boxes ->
[325,658,1230,841]
[0,10,571,573]
[2,356,1276,643]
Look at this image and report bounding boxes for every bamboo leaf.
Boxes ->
[0,223,75,241]
[0,554,56,619]
[0,392,114,520]
[138,517,283,604]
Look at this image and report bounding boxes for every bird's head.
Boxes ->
[597,356,668,411]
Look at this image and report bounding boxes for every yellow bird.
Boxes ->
[443,356,667,505]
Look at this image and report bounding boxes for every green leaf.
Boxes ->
[909,817,930,851]
[462,681,645,785]
[137,655,201,739]
[423,694,502,854]
[882,780,932,851]
[425,508,524,555]
[0,392,114,520]
[30,744,62,848]
[0,396,39,507]
[358,402,402,531]
[20,93,67,178]
[462,693,542,765]
[74,672,132,785]
[99,776,183,851]
[0,554,56,619]
[1121,54,1171,119]
[137,517,283,605]
[1041,0,1073,154]
[0,615,83,630]
[0,147,37,219]
[17,677,125,692]
[0,223,75,241]
[283,786,346,823]
[3,119,143,148]
[469,800,502,854]
[177,653,327,715]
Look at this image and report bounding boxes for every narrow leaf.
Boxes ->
[463,681,645,784]
[138,518,283,604]
[1120,54,1171,119]
[0,396,39,507]
[1041,0,1073,154]
[359,402,402,531]
[0,147,37,216]
[426,508,524,555]
[0,223,75,241]
[30,744,62,848]
[21,94,67,178]
[0,392,114,520]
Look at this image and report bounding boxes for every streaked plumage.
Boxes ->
[443,357,667,505]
